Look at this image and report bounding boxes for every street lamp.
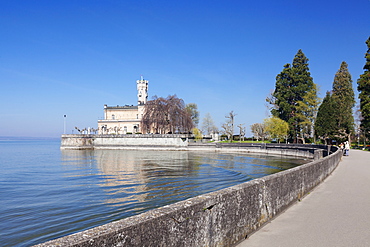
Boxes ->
[64,115,67,134]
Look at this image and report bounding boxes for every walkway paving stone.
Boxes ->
[237,149,370,247]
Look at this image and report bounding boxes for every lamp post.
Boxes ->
[64,115,67,134]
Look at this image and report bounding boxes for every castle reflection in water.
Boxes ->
[60,149,308,211]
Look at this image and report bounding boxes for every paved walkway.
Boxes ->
[237,149,370,247]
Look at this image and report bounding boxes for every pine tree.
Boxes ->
[269,50,317,142]
[271,63,293,123]
[357,36,370,140]
[315,92,336,144]
[331,61,355,141]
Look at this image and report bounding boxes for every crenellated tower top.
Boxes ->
[136,75,149,105]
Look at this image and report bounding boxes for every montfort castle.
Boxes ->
[97,76,148,134]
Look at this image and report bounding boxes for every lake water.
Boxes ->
[0,138,309,246]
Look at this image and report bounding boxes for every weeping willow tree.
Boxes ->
[141,95,194,134]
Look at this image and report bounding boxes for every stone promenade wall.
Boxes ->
[213,143,328,160]
[60,134,189,149]
[61,135,327,161]
[39,145,341,247]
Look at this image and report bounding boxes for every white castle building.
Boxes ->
[98,76,148,134]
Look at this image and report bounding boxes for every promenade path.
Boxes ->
[237,149,370,247]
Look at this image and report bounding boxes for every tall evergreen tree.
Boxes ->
[270,63,294,124]
[331,61,355,141]
[315,92,336,144]
[357,36,370,140]
[269,49,318,142]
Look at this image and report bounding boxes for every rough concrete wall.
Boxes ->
[61,135,94,149]
[60,134,188,149]
[37,146,341,247]
[215,145,316,159]
[94,136,187,148]
[36,181,264,247]
[262,150,341,221]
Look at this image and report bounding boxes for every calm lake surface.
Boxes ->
[0,138,309,246]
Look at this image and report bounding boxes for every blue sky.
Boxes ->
[1,0,369,137]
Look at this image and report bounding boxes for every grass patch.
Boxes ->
[218,140,271,143]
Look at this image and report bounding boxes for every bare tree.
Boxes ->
[334,129,351,144]
[250,123,267,141]
[201,113,218,135]
[74,127,82,134]
[99,125,108,134]
[237,123,245,142]
[75,127,89,134]
[113,126,122,134]
[222,111,237,142]
[141,95,194,134]
[318,133,331,145]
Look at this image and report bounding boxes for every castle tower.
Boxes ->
[136,75,149,105]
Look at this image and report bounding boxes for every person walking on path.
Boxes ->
[339,142,344,153]
[237,149,370,247]
[344,141,350,156]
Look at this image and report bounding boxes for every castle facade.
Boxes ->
[97,76,148,134]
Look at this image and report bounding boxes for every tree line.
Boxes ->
[139,36,370,145]
[256,36,370,145]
